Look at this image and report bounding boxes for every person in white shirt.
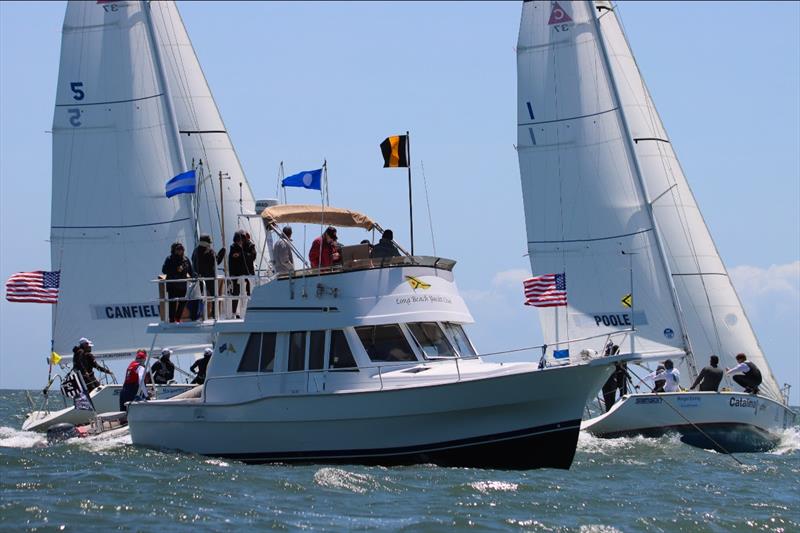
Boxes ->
[272,226,295,274]
[645,359,681,392]
[726,353,762,394]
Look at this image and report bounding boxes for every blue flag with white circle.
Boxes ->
[282,168,322,190]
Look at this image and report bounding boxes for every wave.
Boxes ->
[468,480,519,494]
[770,426,800,455]
[577,430,682,455]
[0,426,47,449]
[313,467,385,494]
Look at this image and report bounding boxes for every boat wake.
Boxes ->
[770,426,800,455]
[576,430,682,457]
[0,426,46,449]
[77,427,132,452]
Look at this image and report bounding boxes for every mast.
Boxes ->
[140,0,197,247]
[587,1,698,378]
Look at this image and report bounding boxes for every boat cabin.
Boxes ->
[149,204,484,402]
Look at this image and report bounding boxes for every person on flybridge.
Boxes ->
[72,337,113,392]
[689,355,724,392]
[272,226,295,274]
[371,229,401,259]
[726,353,763,395]
[162,242,194,322]
[644,360,681,392]
[191,234,225,319]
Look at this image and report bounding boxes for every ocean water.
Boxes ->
[1,390,798,532]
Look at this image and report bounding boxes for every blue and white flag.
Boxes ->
[282,168,322,190]
[165,170,197,198]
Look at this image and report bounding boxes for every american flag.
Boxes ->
[524,273,567,307]
[5,271,60,304]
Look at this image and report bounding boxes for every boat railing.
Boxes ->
[154,275,263,323]
[275,255,456,281]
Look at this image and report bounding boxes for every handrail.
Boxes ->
[154,275,261,322]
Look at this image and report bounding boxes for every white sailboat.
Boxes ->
[23,0,270,432]
[516,0,796,452]
[127,205,628,469]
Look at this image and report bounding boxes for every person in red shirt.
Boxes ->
[309,226,340,268]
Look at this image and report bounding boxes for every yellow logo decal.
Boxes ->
[621,294,632,308]
[405,275,431,290]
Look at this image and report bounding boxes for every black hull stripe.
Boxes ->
[217,419,581,463]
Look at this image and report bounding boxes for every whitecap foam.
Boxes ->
[313,467,380,494]
[579,526,624,533]
[469,480,519,494]
[769,426,800,455]
[0,426,47,449]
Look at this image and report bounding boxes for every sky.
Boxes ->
[1,1,798,401]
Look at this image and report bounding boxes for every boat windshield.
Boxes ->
[407,322,457,359]
[355,324,417,363]
[443,322,476,357]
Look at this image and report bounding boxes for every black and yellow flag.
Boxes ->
[380,135,409,168]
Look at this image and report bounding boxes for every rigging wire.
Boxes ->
[419,161,436,256]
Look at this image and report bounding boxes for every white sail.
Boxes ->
[50,1,205,355]
[591,1,782,400]
[148,1,270,270]
[516,0,687,363]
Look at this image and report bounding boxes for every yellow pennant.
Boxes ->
[49,351,62,365]
[621,294,633,308]
[405,275,431,290]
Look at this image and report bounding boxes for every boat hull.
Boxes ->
[581,391,797,453]
[22,384,195,432]
[128,361,614,470]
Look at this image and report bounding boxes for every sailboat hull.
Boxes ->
[22,384,195,433]
[128,360,614,470]
[581,391,797,453]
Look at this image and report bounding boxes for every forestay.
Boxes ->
[516,1,687,364]
[591,1,782,400]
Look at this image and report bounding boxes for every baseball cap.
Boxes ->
[78,337,93,347]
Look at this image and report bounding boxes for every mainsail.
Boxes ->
[50,1,266,356]
[517,1,782,401]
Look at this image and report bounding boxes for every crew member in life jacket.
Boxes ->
[72,337,113,392]
[190,348,213,385]
[119,350,149,411]
[726,353,762,395]
[162,242,194,322]
[151,348,175,385]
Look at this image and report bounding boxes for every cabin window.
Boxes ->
[329,330,357,369]
[407,322,456,359]
[443,322,476,356]
[237,334,261,372]
[309,331,325,370]
[288,331,306,372]
[355,324,416,363]
[260,332,277,372]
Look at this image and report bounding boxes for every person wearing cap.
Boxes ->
[690,355,724,392]
[150,349,176,385]
[309,226,340,268]
[243,231,257,278]
[371,229,401,260]
[190,348,213,385]
[72,337,112,393]
[119,350,149,411]
[273,226,295,275]
[726,353,763,394]
[162,242,194,322]
[191,234,226,319]
[644,359,681,392]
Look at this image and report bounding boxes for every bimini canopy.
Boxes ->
[261,204,377,230]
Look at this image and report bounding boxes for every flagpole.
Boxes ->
[406,130,414,256]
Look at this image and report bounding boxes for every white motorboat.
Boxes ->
[128,205,625,469]
[21,0,273,430]
[515,0,796,452]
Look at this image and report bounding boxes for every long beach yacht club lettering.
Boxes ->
[396,295,453,305]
